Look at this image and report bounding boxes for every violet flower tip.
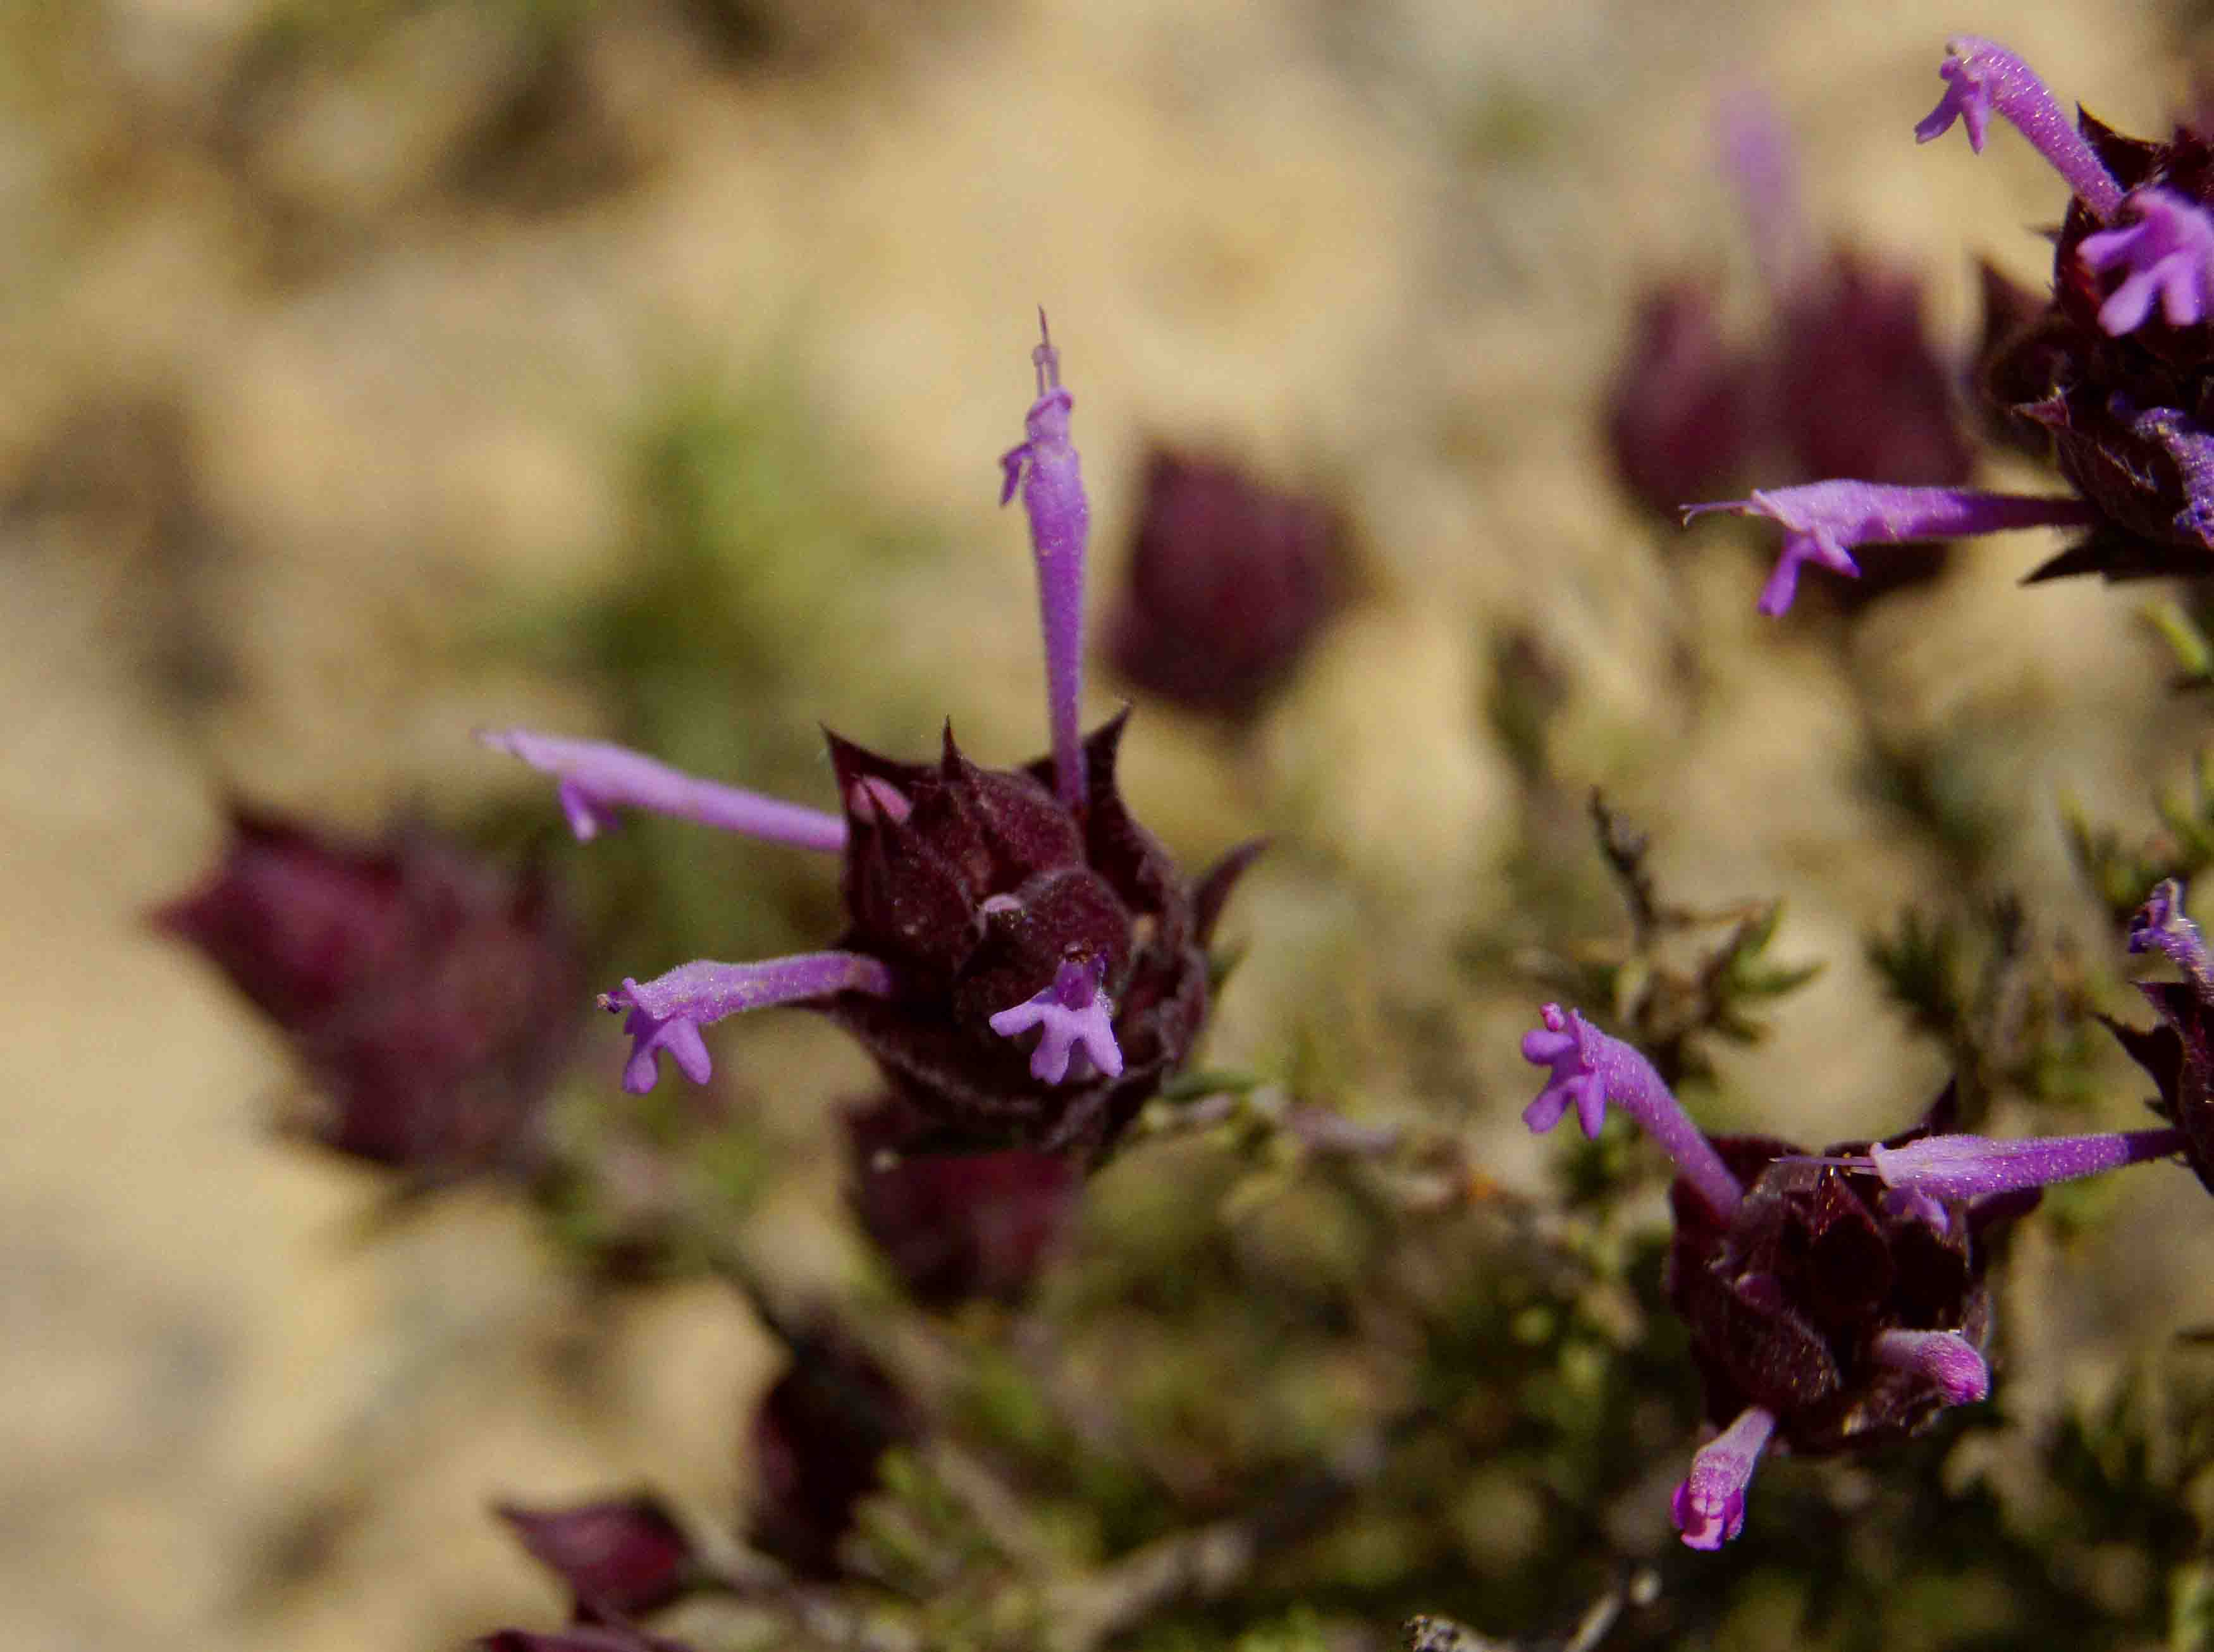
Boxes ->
[1670,1481,1740,1550]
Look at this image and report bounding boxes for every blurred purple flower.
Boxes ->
[1709,37,2214,609]
[1104,447,1346,722]
[487,320,1258,1160]
[1608,86,1973,606]
[844,1095,1079,1307]
[1774,252,1974,490]
[157,808,583,1176]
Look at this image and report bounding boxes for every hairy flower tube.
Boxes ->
[1520,1008,2021,1549]
[487,319,1258,1159]
[1690,35,2214,609]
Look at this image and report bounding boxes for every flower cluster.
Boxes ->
[158,808,583,1176]
[1518,872,2214,1548]
[1687,37,2214,612]
[1608,88,1971,608]
[486,321,1258,1161]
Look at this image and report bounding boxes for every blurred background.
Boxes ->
[7,1,2214,1648]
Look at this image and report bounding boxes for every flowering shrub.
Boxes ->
[484,323,1258,1161]
[1690,37,2214,612]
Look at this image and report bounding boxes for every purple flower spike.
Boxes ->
[2129,878,2214,998]
[601,951,895,1094]
[481,729,847,852]
[999,311,1092,811]
[1914,36,2124,220]
[2079,190,2214,335]
[1683,483,2101,614]
[1670,1405,1776,1551]
[1519,1003,1745,1219]
[1860,1127,2186,1200]
[988,956,1124,1085]
[1871,1328,1990,1405]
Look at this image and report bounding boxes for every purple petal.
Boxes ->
[481,728,846,852]
[1871,1328,1990,1405]
[1913,36,2123,219]
[1517,1004,1744,1219]
[988,957,1124,1085]
[2129,877,2214,999]
[2080,190,2214,336]
[1671,1405,1776,1551]
[999,312,1091,810]
[1866,1128,2185,1200]
[600,952,895,1094]
[1683,482,2100,615]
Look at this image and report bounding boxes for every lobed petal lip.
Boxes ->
[2079,189,2214,336]
[1518,1003,1744,1219]
[1912,35,2123,218]
[988,957,1125,1085]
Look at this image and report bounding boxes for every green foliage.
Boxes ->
[1519,794,1822,1096]
[1867,894,2105,1125]
[2066,753,2214,931]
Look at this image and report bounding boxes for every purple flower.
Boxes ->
[488,319,1260,1159]
[1913,35,2124,216]
[1671,1405,1775,1551]
[495,1495,696,1621]
[2079,189,2214,334]
[1683,483,2096,616]
[1521,1013,2018,1548]
[1105,447,1347,720]
[156,808,584,1176]
[1697,37,2214,607]
[987,956,1124,1084]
